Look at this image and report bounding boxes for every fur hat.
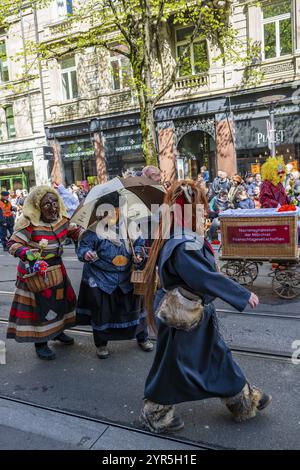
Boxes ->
[15,185,68,231]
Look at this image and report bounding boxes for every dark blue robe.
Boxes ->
[144,231,251,405]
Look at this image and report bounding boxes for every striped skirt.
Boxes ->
[6,262,76,343]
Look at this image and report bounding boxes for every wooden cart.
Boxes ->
[219,208,300,299]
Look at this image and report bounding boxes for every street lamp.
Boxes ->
[257,94,286,158]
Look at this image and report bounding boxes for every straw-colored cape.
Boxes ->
[15,185,68,231]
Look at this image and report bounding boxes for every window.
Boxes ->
[61,56,78,100]
[110,55,131,90]
[262,1,292,60]
[0,41,9,83]
[57,0,73,17]
[176,26,209,77]
[5,106,16,138]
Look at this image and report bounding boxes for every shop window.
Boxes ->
[57,0,73,17]
[0,41,9,83]
[110,55,131,91]
[60,56,78,100]
[176,26,209,77]
[5,105,16,139]
[262,1,292,60]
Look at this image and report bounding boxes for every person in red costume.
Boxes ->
[259,157,289,208]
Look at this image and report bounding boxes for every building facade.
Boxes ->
[0,7,49,191]
[1,0,300,190]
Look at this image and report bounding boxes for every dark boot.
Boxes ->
[35,342,56,360]
[222,383,272,422]
[53,332,74,345]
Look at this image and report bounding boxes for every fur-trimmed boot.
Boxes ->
[222,383,272,422]
[140,399,184,434]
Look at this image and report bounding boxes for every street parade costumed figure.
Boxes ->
[76,192,153,359]
[140,181,272,433]
[259,156,289,208]
[6,186,80,360]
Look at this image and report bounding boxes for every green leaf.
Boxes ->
[26,253,35,261]
[44,253,55,260]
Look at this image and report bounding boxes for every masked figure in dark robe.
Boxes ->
[140,181,272,433]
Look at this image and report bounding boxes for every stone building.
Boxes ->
[0,7,49,191]
[2,0,300,189]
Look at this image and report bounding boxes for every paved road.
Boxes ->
[0,247,299,450]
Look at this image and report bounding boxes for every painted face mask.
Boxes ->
[277,164,286,182]
[40,193,59,223]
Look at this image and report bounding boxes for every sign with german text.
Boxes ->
[227,225,290,244]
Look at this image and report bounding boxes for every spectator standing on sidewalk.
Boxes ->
[252,186,261,209]
[0,191,15,251]
[228,175,244,208]
[208,190,229,242]
[142,165,161,183]
[209,171,231,200]
[53,183,80,218]
[236,189,255,209]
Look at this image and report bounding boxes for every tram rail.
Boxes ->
[0,317,294,360]
[0,395,226,450]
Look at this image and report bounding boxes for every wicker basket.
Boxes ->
[23,265,63,293]
[220,215,299,261]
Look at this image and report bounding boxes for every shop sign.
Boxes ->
[0,151,33,166]
[256,129,284,146]
[43,146,54,161]
[61,140,94,161]
[105,132,142,155]
[227,225,290,244]
[105,130,144,177]
[115,137,142,153]
[235,115,300,150]
[46,123,90,139]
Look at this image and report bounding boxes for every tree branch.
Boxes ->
[106,0,133,48]
[152,0,165,49]
[153,14,203,105]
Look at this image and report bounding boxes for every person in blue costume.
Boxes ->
[76,192,153,359]
[140,180,272,433]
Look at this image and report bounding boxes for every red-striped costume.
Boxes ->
[7,217,80,343]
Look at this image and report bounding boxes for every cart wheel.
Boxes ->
[221,261,239,278]
[244,262,259,282]
[272,270,300,299]
[221,261,256,286]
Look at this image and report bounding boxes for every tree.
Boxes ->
[0,0,260,172]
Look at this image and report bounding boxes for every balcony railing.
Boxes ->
[175,74,208,90]
[47,90,136,123]
[261,58,295,76]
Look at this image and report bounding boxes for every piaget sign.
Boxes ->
[256,129,285,145]
[0,151,33,166]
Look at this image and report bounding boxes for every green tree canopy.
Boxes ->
[0,0,261,173]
